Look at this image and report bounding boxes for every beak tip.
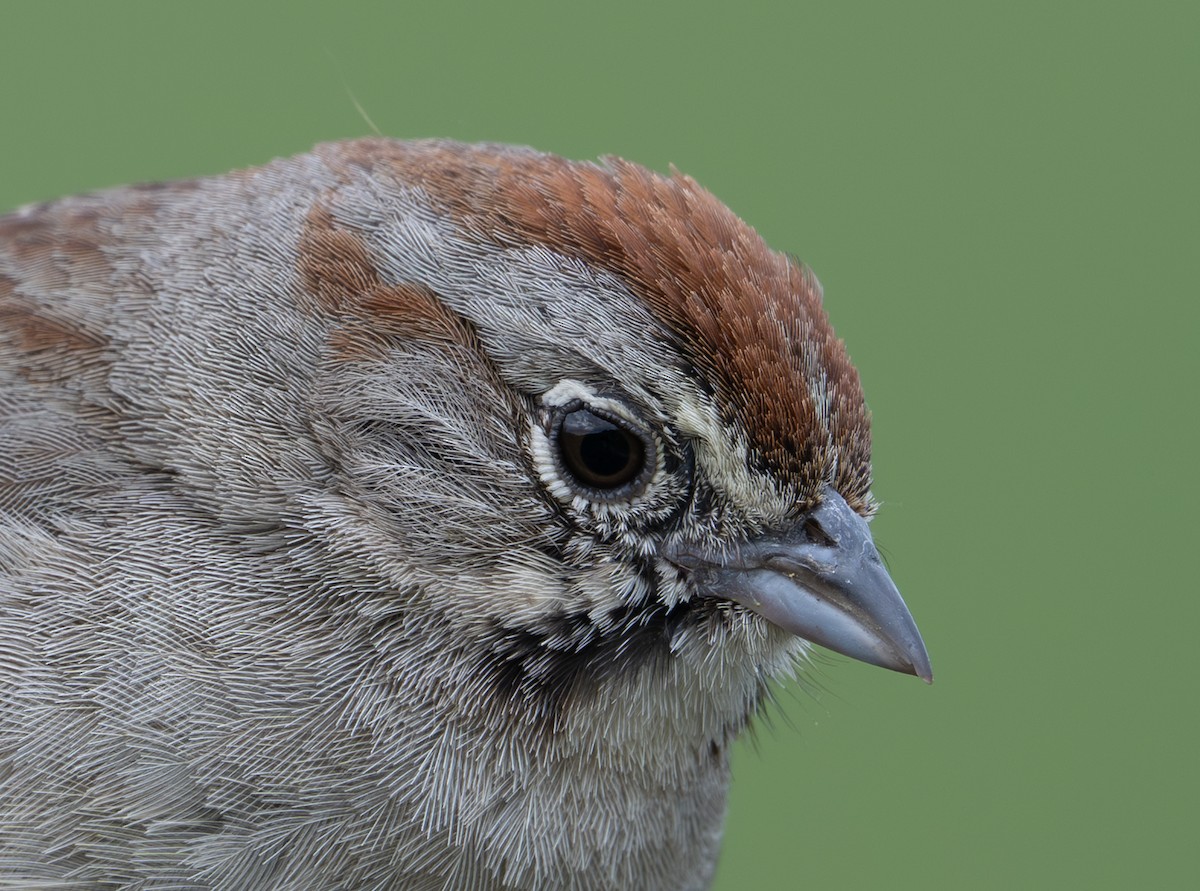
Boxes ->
[903,648,933,684]
[860,632,932,683]
[859,643,931,682]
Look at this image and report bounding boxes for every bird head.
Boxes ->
[292,139,930,737]
[0,137,932,888]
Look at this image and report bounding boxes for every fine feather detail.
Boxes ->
[0,138,871,890]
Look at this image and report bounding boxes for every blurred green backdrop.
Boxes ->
[2,2,1194,888]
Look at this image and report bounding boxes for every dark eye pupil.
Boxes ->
[559,409,645,490]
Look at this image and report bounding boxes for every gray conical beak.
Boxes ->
[669,486,932,682]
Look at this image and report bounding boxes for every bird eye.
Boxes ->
[554,407,651,498]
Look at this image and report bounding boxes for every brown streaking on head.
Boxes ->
[324,139,872,510]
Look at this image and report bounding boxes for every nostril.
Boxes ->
[802,516,836,548]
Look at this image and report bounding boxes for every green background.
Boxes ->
[2,2,1195,888]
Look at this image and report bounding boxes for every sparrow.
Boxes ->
[0,138,930,890]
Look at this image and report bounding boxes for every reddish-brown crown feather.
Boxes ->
[322,139,874,510]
